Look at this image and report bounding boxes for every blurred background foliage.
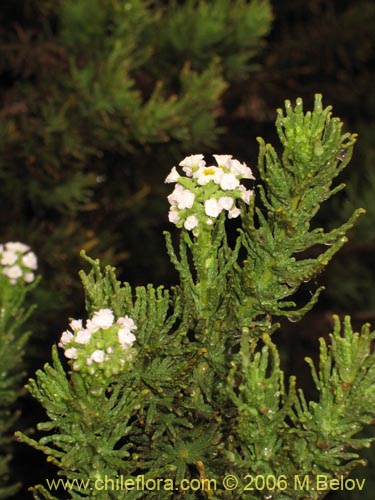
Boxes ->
[0,0,374,497]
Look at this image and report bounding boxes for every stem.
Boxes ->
[193,226,215,322]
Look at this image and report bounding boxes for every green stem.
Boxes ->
[194,227,215,321]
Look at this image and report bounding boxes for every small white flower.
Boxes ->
[3,265,22,280]
[218,196,234,211]
[24,272,35,283]
[90,350,106,363]
[220,173,240,190]
[85,319,97,332]
[1,251,18,266]
[75,329,92,344]
[184,215,199,230]
[117,315,137,332]
[5,242,30,253]
[167,186,179,206]
[194,165,223,186]
[179,154,205,177]
[65,347,78,359]
[168,184,193,208]
[213,154,233,168]
[213,156,254,179]
[118,329,136,348]
[168,208,180,224]
[89,309,114,330]
[239,187,253,204]
[69,319,83,331]
[165,166,180,183]
[58,309,137,373]
[228,207,241,219]
[204,198,222,218]
[179,189,195,209]
[242,166,255,179]
[59,330,74,346]
[22,252,38,270]
[165,153,256,233]
[230,159,255,179]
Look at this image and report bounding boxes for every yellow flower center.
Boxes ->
[203,167,215,176]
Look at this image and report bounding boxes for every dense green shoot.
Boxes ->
[0,244,39,498]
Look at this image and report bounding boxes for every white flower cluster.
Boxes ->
[0,242,38,285]
[59,308,137,376]
[165,154,254,232]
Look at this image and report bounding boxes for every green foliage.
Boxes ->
[155,0,272,80]
[291,317,375,476]
[226,317,375,500]
[15,96,375,499]
[235,96,364,323]
[0,274,38,497]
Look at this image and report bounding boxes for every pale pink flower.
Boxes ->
[117,315,137,332]
[204,198,222,218]
[165,166,180,183]
[22,252,38,270]
[1,251,18,266]
[228,207,241,219]
[59,330,74,346]
[194,166,223,186]
[218,196,234,211]
[90,350,106,363]
[5,242,30,253]
[75,329,92,344]
[65,347,78,359]
[24,272,35,283]
[230,159,255,179]
[179,154,205,177]
[220,173,240,190]
[179,190,195,209]
[89,309,114,330]
[168,184,195,209]
[69,319,83,331]
[168,208,180,224]
[118,329,136,348]
[238,185,253,204]
[184,215,199,230]
[3,265,22,281]
[213,154,233,168]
